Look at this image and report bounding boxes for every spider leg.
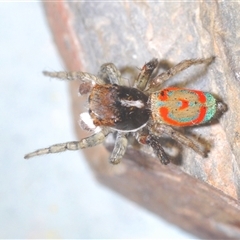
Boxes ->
[24,128,110,159]
[146,57,214,93]
[151,123,207,157]
[98,63,124,85]
[43,70,105,85]
[137,132,170,165]
[109,132,128,165]
[134,58,158,91]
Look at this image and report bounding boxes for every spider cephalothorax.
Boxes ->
[89,84,150,131]
[24,57,227,165]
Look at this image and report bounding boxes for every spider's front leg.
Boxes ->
[146,57,214,93]
[109,132,128,165]
[134,58,159,91]
[43,70,105,85]
[151,123,207,158]
[24,128,110,159]
[98,63,125,85]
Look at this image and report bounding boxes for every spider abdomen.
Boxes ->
[89,84,150,131]
[150,87,222,127]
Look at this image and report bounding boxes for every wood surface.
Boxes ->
[43,1,240,238]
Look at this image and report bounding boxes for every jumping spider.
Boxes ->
[24,57,226,164]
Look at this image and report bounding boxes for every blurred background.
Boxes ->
[0,2,196,238]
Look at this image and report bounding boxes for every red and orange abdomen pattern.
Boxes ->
[150,87,217,127]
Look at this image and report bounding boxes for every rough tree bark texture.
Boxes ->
[43,1,240,239]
